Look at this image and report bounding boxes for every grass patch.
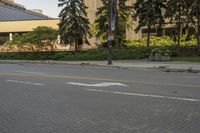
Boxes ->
[173,56,200,62]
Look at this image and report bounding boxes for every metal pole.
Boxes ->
[197,0,200,55]
[108,0,112,65]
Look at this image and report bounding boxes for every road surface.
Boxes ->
[0,63,200,133]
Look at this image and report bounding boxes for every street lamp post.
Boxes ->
[107,0,116,65]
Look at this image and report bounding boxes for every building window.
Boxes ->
[0,33,9,44]
[165,27,177,36]
[142,28,157,37]
[157,27,164,37]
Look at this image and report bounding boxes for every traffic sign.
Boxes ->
[108,35,114,41]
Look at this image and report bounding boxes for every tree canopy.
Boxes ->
[11,26,58,45]
[133,0,166,47]
[95,0,132,47]
[58,0,91,51]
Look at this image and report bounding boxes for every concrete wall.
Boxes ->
[125,0,142,40]
[85,0,102,23]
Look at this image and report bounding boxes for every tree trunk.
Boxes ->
[117,0,126,48]
[108,0,112,65]
[185,7,190,36]
[177,1,181,55]
[147,24,151,48]
[75,38,78,52]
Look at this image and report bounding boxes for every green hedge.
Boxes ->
[0,46,198,61]
[0,48,152,61]
[125,35,197,48]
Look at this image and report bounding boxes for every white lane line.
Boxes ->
[67,82,128,87]
[15,71,45,75]
[85,89,200,102]
[5,80,45,86]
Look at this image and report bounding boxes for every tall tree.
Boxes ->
[10,26,58,51]
[191,0,200,55]
[95,0,132,48]
[133,0,166,47]
[165,0,186,54]
[182,0,194,37]
[196,0,200,55]
[58,0,91,51]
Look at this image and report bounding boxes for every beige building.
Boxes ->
[85,0,142,42]
[85,0,186,42]
[0,0,59,44]
[0,0,180,47]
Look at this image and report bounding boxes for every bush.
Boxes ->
[150,48,172,56]
[0,48,153,61]
[125,35,197,48]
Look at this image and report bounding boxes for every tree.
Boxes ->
[58,0,91,51]
[182,0,194,37]
[191,0,200,55]
[165,0,187,54]
[196,0,200,55]
[95,0,132,48]
[134,0,166,47]
[10,26,58,51]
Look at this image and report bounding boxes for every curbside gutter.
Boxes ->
[0,60,200,73]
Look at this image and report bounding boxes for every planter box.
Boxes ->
[149,55,154,61]
[149,54,171,62]
[161,56,171,61]
[154,52,162,61]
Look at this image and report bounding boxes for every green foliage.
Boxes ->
[10,26,58,47]
[58,0,91,51]
[165,0,195,27]
[134,0,165,32]
[133,0,166,47]
[150,48,162,55]
[95,0,132,47]
[0,48,152,61]
[125,36,197,48]
[150,48,172,56]
[173,56,200,62]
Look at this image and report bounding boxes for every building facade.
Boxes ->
[85,0,142,42]
[0,0,186,47]
[85,0,192,42]
[0,0,59,44]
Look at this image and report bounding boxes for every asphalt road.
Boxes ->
[0,63,200,133]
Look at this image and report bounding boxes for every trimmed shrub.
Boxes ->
[0,48,152,61]
[125,35,197,48]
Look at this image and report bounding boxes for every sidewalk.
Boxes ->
[0,60,200,73]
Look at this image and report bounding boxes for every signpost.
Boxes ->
[108,31,114,41]
[107,0,116,65]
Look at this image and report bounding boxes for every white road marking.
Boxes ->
[85,89,200,102]
[67,82,127,87]
[5,80,45,86]
[15,71,44,75]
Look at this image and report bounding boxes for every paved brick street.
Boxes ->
[0,63,200,133]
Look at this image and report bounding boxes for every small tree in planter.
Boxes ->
[149,48,171,61]
[149,48,162,61]
[161,49,171,61]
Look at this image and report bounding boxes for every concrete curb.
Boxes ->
[0,60,200,73]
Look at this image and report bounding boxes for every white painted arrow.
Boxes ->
[67,82,127,87]
[5,80,45,86]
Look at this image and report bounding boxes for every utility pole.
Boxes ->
[197,0,200,55]
[107,0,116,65]
[177,1,181,55]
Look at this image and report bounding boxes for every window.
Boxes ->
[0,33,9,44]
